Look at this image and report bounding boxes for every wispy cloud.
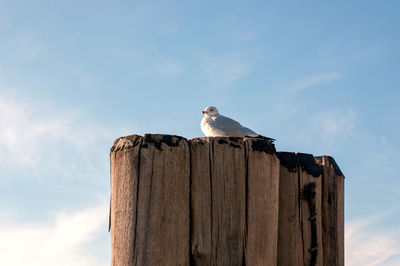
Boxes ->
[0,91,128,180]
[346,215,400,266]
[0,31,48,62]
[271,105,357,154]
[298,109,356,153]
[0,202,108,266]
[278,72,341,94]
[312,109,356,138]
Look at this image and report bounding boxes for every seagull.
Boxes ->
[200,106,275,141]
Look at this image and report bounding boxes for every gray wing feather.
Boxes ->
[210,115,258,137]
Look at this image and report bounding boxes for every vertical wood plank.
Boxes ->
[315,156,345,266]
[298,153,323,266]
[110,134,344,266]
[245,139,279,266]
[276,152,304,266]
[211,137,246,266]
[110,135,142,266]
[190,138,213,265]
[134,134,190,266]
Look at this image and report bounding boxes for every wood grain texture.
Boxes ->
[110,135,344,266]
[298,153,323,266]
[245,138,280,266]
[277,152,304,266]
[110,135,142,266]
[190,137,280,266]
[134,134,190,266]
[210,137,246,266]
[315,156,345,266]
[277,153,326,266]
[190,138,213,265]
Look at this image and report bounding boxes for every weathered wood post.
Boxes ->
[110,134,190,265]
[110,134,344,266]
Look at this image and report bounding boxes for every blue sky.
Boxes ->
[1,0,399,265]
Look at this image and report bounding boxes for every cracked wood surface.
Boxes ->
[110,134,344,266]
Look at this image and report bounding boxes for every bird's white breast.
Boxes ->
[201,116,215,137]
[201,116,211,136]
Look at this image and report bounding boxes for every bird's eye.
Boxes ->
[210,109,214,111]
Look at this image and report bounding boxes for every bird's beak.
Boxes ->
[202,111,206,114]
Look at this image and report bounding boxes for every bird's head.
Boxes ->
[202,106,219,116]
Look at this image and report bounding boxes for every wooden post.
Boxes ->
[276,152,304,266]
[110,134,190,266]
[191,137,247,265]
[110,135,142,266]
[110,134,344,266]
[315,156,345,266]
[245,138,279,266]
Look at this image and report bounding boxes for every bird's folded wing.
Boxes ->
[210,115,258,136]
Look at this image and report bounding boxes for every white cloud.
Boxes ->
[0,88,115,265]
[0,203,109,266]
[346,215,400,266]
[0,92,128,180]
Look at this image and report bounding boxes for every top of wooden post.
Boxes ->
[110,133,345,266]
[110,133,344,178]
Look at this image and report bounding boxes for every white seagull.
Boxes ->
[201,106,274,141]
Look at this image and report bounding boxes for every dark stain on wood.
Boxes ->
[302,182,317,201]
[228,136,242,142]
[229,143,241,149]
[142,134,186,150]
[302,182,318,266]
[250,139,276,153]
[216,137,243,149]
[110,134,344,266]
[217,138,229,145]
[298,153,322,177]
[276,152,297,172]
